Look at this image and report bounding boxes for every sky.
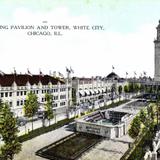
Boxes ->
[0,0,160,78]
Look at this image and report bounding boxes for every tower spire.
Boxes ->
[154,20,160,81]
[156,20,160,41]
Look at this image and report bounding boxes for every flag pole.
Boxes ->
[126,72,128,79]
[112,65,114,72]
[13,67,16,82]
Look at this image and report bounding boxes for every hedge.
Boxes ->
[18,118,75,142]
[97,99,130,111]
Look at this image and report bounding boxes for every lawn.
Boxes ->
[36,133,102,160]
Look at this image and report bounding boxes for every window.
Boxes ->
[53,89,58,92]
[9,92,12,97]
[60,95,66,99]
[9,102,12,107]
[53,103,57,107]
[60,88,66,92]
[5,92,8,97]
[36,90,39,94]
[53,96,58,100]
[17,101,19,106]
[60,102,65,106]
[17,92,19,96]
[20,100,23,105]
[1,93,4,97]
[24,91,26,95]
[21,91,23,96]
[42,98,46,102]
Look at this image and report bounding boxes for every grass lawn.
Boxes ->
[36,133,102,160]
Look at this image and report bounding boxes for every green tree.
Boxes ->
[139,109,147,125]
[134,83,140,93]
[157,85,160,94]
[0,102,21,160]
[24,92,38,131]
[128,82,134,93]
[124,85,129,99]
[156,96,160,124]
[139,84,145,93]
[128,115,141,139]
[128,82,140,93]
[118,85,123,101]
[143,105,155,133]
[153,85,157,94]
[147,85,152,93]
[147,104,155,122]
[45,93,54,126]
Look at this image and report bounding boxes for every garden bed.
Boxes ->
[36,132,103,160]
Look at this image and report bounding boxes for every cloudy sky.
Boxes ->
[0,0,160,78]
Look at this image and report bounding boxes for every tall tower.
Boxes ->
[154,20,160,81]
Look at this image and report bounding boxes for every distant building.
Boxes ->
[0,73,71,117]
[72,73,127,107]
[0,71,128,117]
[106,72,119,80]
[72,77,108,106]
[154,20,160,81]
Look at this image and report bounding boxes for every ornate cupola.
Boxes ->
[156,20,160,41]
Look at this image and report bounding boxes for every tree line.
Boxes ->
[0,91,54,159]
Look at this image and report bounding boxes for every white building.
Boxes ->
[0,73,72,117]
[72,72,128,108]
[76,100,147,138]
[72,77,107,106]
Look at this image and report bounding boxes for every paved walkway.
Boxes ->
[79,135,133,160]
[14,100,135,160]
[14,127,133,160]
[14,125,74,160]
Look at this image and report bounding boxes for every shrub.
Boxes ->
[18,118,74,142]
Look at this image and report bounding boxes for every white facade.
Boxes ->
[154,20,160,81]
[72,76,127,106]
[76,100,146,138]
[0,74,72,117]
[72,77,109,105]
[0,73,128,117]
[76,110,132,139]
